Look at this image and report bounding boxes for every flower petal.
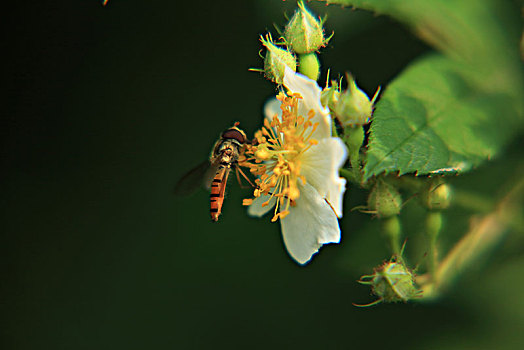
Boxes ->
[263,97,282,123]
[247,193,277,218]
[280,182,341,264]
[283,66,331,140]
[300,137,348,218]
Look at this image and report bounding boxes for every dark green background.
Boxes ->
[3,1,524,349]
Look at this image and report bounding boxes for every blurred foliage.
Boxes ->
[320,0,523,178]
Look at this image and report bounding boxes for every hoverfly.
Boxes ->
[174,123,252,221]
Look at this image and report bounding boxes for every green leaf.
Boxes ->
[317,0,524,178]
[363,54,522,179]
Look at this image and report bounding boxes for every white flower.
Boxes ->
[241,67,348,265]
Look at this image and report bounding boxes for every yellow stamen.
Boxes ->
[279,210,290,220]
[239,91,321,222]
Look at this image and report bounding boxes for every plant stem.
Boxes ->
[343,126,365,184]
[416,178,524,300]
[298,53,320,81]
[339,168,359,184]
[382,216,402,255]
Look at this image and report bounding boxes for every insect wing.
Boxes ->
[174,160,218,196]
[202,160,221,191]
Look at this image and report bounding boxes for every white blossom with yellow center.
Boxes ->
[242,67,348,265]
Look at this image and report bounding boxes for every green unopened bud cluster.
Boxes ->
[358,257,421,305]
[256,1,329,82]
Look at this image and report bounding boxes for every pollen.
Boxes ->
[240,91,320,222]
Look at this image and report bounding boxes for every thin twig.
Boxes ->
[417,178,524,300]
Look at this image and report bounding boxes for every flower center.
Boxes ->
[241,92,319,221]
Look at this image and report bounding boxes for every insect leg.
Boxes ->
[235,166,256,189]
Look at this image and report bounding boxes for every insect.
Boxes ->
[174,123,251,221]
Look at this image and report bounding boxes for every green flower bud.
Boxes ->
[284,0,328,54]
[333,75,379,126]
[261,34,296,84]
[367,179,402,218]
[357,258,421,306]
[320,80,340,110]
[420,178,453,211]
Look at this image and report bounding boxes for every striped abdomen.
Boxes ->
[210,165,231,221]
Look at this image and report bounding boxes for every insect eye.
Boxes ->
[222,128,246,144]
